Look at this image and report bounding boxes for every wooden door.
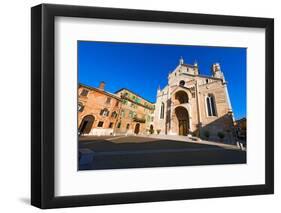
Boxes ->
[178,120,188,136]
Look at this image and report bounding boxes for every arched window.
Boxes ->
[160,102,165,119]
[206,94,217,116]
[100,108,109,116]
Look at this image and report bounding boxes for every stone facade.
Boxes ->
[234,117,246,141]
[153,58,235,143]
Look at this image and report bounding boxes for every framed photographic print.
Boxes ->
[31,3,274,209]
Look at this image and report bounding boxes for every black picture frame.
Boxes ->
[31,3,274,209]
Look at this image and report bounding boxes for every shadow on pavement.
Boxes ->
[78,138,246,170]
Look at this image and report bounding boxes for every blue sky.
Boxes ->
[78,41,246,119]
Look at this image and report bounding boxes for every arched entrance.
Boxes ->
[175,107,189,136]
[134,123,140,134]
[78,115,95,135]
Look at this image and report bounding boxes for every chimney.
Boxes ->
[99,81,105,91]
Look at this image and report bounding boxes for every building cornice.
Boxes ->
[79,83,122,101]
[114,88,155,105]
[180,72,224,81]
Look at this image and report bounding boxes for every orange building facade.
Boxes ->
[78,82,155,136]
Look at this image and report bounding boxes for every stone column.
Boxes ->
[195,81,202,135]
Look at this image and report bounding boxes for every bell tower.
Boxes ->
[179,56,184,65]
[212,63,225,82]
[194,61,199,75]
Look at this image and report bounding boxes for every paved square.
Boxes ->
[79,135,246,170]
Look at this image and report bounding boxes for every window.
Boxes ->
[147,115,150,122]
[179,80,185,86]
[78,102,84,112]
[115,101,119,107]
[121,110,125,118]
[111,111,118,118]
[192,92,195,98]
[105,97,111,104]
[100,108,109,116]
[126,124,130,129]
[109,122,113,128]
[117,122,121,128]
[97,121,104,127]
[206,94,217,116]
[160,102,165,119]
[80,89,88,97]
[130,102,137,109]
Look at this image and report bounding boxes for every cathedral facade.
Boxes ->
[153,58,235,143]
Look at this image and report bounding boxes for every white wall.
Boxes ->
[0,0,279,212]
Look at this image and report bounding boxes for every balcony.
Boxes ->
[133,116,146,123]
